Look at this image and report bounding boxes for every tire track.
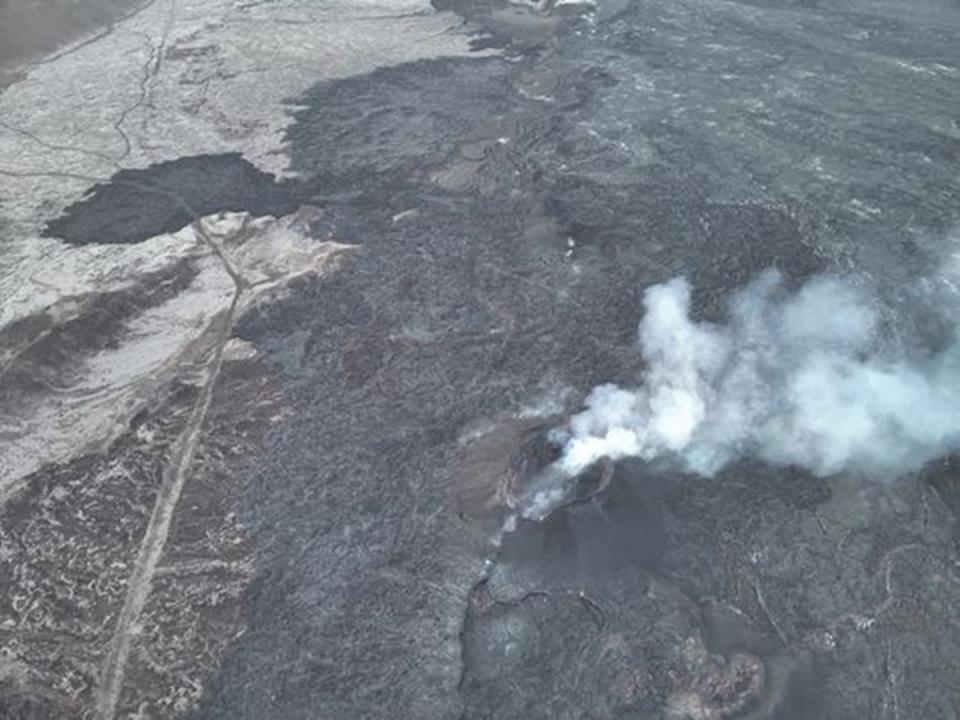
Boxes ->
[0,166,244,719]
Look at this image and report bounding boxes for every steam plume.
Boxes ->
[525,267,960,517]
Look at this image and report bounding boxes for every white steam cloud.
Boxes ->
[524,267,960,518]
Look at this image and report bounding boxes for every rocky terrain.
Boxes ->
[1,0,960,718]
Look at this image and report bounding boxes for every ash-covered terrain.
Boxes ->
[1,0,960,718]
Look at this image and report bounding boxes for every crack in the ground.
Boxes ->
[113,0,178,164]
[6,0,178,165]
[482,585,608,629]
[113,33,160,163]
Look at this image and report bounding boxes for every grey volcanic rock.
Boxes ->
[1,0,960,718]
[196,0,960,717]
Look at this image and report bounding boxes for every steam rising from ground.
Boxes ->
[537,268,960,512]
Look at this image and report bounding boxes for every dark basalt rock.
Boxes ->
[193,0,960,709]
[45,153,304,245]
